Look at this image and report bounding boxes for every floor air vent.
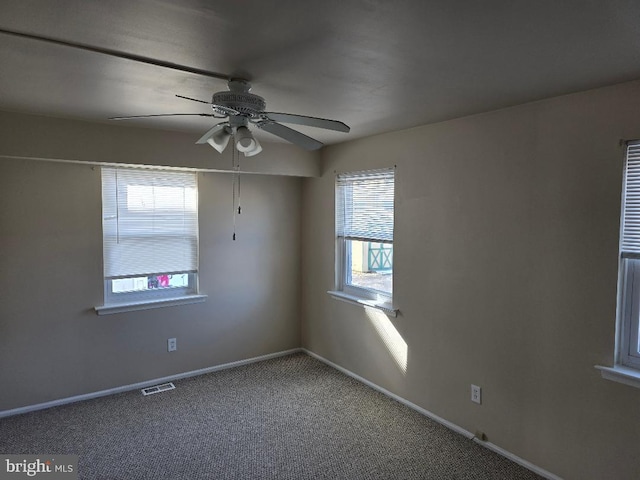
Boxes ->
[141,382,175,396]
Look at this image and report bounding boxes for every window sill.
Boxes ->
[595,365,640,389]
[95,294,207,316]
[327,290,398,317]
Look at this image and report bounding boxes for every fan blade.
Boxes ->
[176,94,211,104]
[262,112,350,133]
[176,95,240,116]
[109,113,218,120]
[258,122,324,150]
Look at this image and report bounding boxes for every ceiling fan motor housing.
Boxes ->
[212,79,266,115]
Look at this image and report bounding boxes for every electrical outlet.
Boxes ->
[471,384,481,404]
[167,338,177,352]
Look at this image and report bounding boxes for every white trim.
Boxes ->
[327,290,398,317]
[105,273,196,306]
[94,294,208,315]
[0,348,301,418]
[595,364,640,389]
[472,438,563,480]
[304,348,469,437]
[303,348,562,480]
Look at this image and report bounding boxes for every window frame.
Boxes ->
[96,166,204,314]
[337,239,394,302]
[104,272,198,306]
[618,257,640,370]
[616,141,640,370]
[596,141,640,387]
[332,168,396,312]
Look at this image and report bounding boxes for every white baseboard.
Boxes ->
[0,348,302,419]
[473,438,563,480]
[302,348,562,480]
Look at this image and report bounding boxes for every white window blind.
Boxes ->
[336,168,395,243]
[102,167,198,279]
[622,142,640,258]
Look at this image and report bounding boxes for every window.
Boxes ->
[618,142,640,369]
[333,168,395,311]
[97,167,203,313]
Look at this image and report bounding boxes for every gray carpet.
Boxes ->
[0,353,543,479]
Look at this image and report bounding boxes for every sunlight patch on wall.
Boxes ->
[365,307,408,374]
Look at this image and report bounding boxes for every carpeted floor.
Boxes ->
[0,353,543,479]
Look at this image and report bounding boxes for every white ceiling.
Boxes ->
[1,0,640,147]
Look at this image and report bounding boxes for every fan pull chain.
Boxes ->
[231,138,242,241]
[237,169,241,215]
[232,141,237,240]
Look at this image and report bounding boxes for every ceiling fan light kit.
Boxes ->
[196,119,262,157]
[235,125,257,151]
[111,78,350,156]
[201,124,231,153]
[235,126,262,156]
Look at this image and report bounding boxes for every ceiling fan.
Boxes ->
[110,78,350,156]
[0,29,350,155]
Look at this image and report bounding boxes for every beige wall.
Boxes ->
[301,80,640,479]
[0,152,302,410]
